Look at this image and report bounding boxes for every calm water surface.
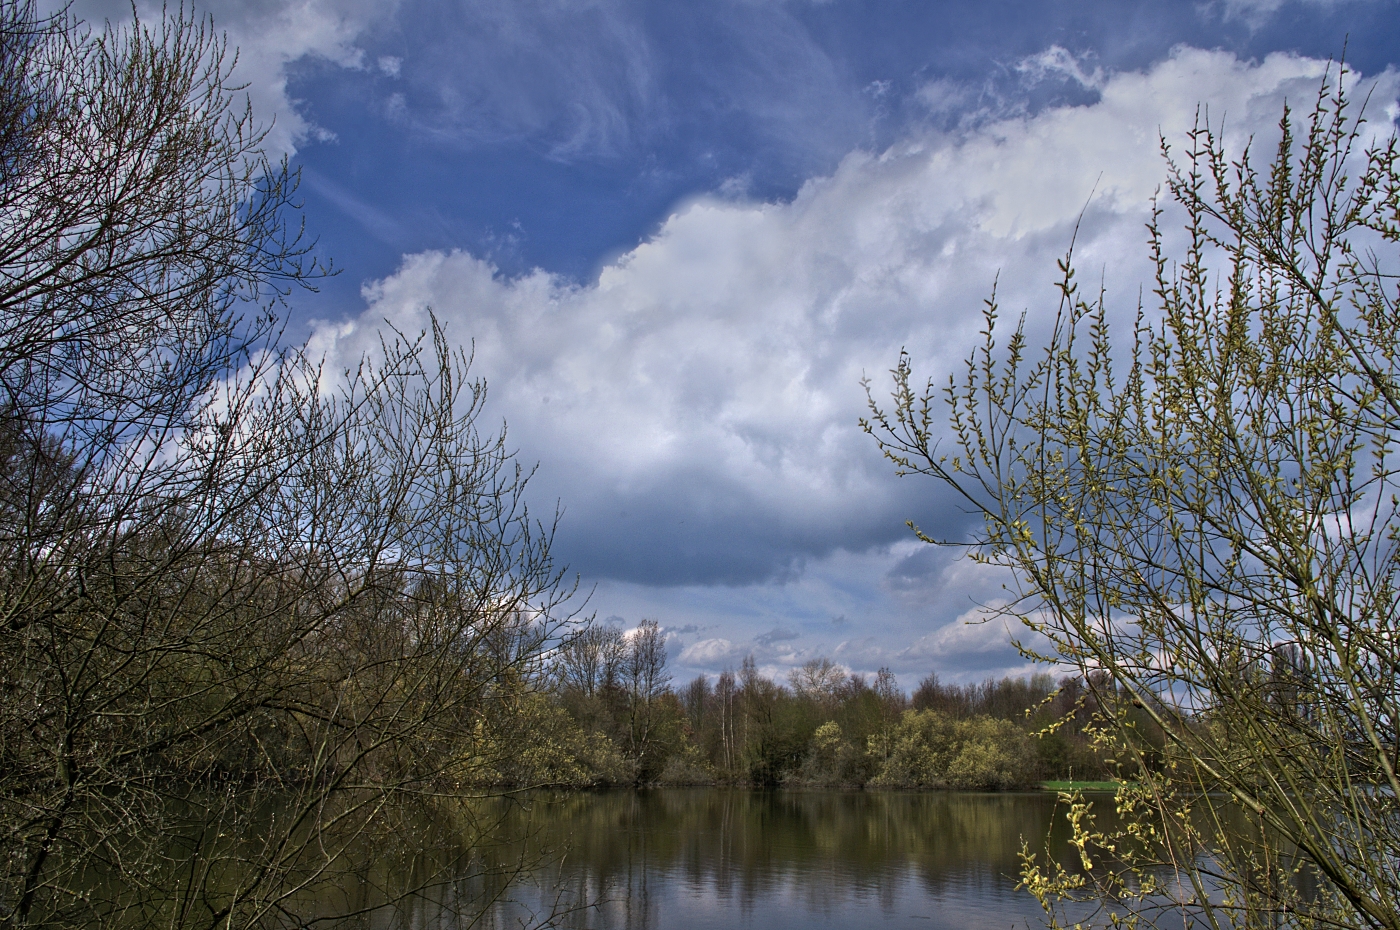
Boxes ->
[387,790,1097,930]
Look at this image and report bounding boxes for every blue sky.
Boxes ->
[287,1,1398,304]
[67,0,1400,686]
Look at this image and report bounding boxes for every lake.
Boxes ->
[347,789,1100,930]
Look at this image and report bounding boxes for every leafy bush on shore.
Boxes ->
[870,711,1035,790]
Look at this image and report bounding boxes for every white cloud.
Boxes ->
[321,51,1385,523]
[48,0,394,160]
[307,47,1397,675]
[1210,0,1366,29]
[899,606,1017,660]
[1015,46,1106,91]
[183,0,394,159]
[679,638,747,667]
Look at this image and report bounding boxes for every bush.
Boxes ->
[872,710,1037,790]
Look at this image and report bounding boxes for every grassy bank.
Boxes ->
[1040,780,1120,792]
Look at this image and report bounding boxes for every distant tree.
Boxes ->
[788,657,847,708]
[866,69,1400,929]
[915,672,1057,720]
[715,668,739,773]
[556,623,626,697]
[912,673,971,718]
[873,667,904,711]
[866,667,906,770]
[622,619,674,776]
[871,710,1035,790]
[680,674,711,733]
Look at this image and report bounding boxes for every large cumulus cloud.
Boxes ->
[302,49,1397,679]
[315,50,1386,556]
[51,0,1393,679]
[32,0,1400,681]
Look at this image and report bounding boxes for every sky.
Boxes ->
[62,0,1400,687]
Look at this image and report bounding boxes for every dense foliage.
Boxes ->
[525,631,1131,790]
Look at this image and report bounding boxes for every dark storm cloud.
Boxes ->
[549,469,960,587]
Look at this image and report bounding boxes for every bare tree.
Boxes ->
[555,624,626,698]
[0,2,316,443]
[0,4,570,927]
[622,620,671,773]
[788,657,848,710]
[715,668,738,773]
[873,667,902,709]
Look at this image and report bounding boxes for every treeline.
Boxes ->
[509,623,1154,790]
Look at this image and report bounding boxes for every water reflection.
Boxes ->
[374,790,1092,930]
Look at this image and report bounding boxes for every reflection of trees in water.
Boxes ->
[213,789,1113,929]
[457,790,1092,929]
[168,789,1295,929]
[177,795,560,930]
